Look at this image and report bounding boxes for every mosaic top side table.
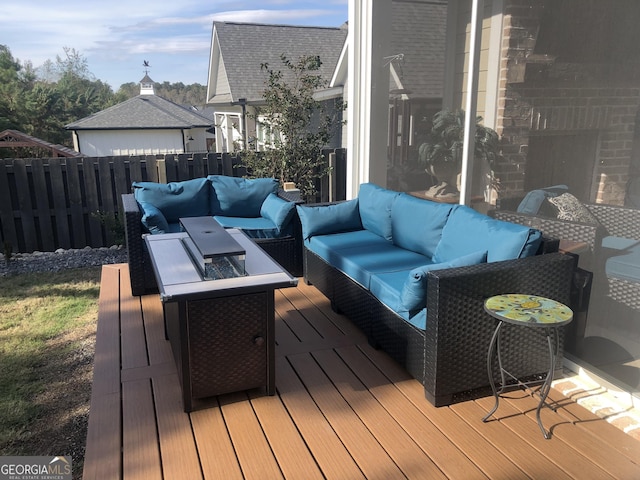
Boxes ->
[482,294,573,439]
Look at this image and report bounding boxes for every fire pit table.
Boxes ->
[145,216,297,411]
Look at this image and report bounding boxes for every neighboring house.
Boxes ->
[65,76,212,156]
[206,21,348,152]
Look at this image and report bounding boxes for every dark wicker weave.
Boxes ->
[303,245,576,407]
[164,289,275,412]
[123,192,303,296]
[492,202,640,313]
[490,209,603,271]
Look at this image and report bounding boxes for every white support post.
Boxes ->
[347,0,392,199]
[459,0,484,206]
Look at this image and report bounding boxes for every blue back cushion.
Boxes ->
[517,185,568,214]
[208,175,278,217]
[434,205,542,263]
[391,194,454,258]
[297,200,362,240]
[358,183,399,241]
[132,178,210,223]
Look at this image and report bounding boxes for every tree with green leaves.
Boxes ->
[0,44,207,152]
[240,54,345,200]
[0,45,34,132]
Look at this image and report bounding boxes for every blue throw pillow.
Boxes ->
[400,250,487,312]
[132,178,210,222]
[208,175,278,217]
[260,193,296,233]
[357,183,399,241]
[139,202,170,234]
[297,200,362,240]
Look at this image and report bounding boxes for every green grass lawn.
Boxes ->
[0,267,102,479]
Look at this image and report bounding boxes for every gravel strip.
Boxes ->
[0,246,128,276]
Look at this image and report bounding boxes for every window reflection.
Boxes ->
[383,0,640,393]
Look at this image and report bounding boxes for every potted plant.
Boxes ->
[240,54,346,202]
[418,109,499,199]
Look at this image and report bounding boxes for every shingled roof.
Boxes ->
[390,1,447,99]
[65,94,212,130]
[207,22,348,104]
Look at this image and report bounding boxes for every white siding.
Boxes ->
[77,130,185,156]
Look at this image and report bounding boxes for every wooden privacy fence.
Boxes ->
[0,149,347,254]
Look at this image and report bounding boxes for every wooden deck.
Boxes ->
[83,263,640,479]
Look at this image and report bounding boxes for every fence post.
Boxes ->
[329,152,336,202]
[157,158,167,183]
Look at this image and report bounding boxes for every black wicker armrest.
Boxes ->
[122,193,148,296]
[423,252,576,404]
[490,210,601,252]
[587,203,640,240]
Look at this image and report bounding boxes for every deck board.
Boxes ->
[219,391,284,480]
[190,404,244,479]
[123,379,162,480]
[83,264,640,479]
[249,389,325,480]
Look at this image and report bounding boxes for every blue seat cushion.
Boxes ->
[214,216,279,238]
[391,193,454,258]
[306,230,430,289]
[602,236,640,282]
[208,175,278,217]
[357,183,399,241]
[297,200,362,240]
[434,205,541,263]
[133,178,210,223]
[165,222,186,234]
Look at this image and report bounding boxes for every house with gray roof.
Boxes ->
[206,22,348,152]
[65,78,213,156]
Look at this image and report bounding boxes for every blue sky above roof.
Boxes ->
[1,1,347,89]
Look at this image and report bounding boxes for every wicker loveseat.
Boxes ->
[123,175,302,296]
[297,183,576,406]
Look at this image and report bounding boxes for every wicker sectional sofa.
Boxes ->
[297,183,576,407]
[123,175,302,296]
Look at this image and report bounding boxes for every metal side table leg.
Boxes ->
[482,321,504,422]
[536,327,560,439]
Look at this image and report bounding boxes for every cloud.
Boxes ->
[209,9,339,24]
[0,1,347,87]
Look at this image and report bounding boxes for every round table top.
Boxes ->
[484,294,573,327]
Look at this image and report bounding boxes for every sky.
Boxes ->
[1,1,348,90]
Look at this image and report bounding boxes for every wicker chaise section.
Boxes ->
[123,192,303,296]
[303,246,576,407]
[492,202,640,312]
